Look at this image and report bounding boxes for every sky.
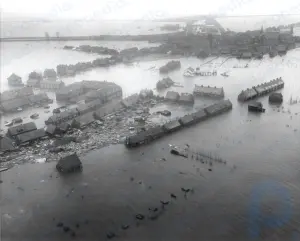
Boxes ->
[1,0,300,20]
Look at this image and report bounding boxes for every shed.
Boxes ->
[56,153,82,173]
[163,120,182,133]
[72,112,95,129]
[0,136,15,152]
[7,73,23,86]
[179,114,194,126]
[165,91,180,102]
[7,122,37,137]
[58,123,71,133]
[16,129,46,144]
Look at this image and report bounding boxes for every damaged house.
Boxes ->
[16,128,47,145]
[121,94,140,108]
[7,122,37,138]
[165,91,180,102]
[156,77,174,90]
[71,112,95,129]
[7,73,23,87]
[179,93,194,105]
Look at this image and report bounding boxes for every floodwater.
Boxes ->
[1,20,300,240]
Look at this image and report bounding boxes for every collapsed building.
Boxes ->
[7,122,37,138]
[238,77,284,102]
[193,85,225,98]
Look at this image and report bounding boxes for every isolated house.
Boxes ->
[7,73,23,86]
[56,153,82,173]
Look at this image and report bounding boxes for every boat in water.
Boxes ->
[17,107,23,111]
[4,121,13,127]
[248,102,265,113]
[30,113,39,119]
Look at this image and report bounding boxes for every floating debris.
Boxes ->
[106,232,116,239]
[121,225,130,230]
[135,214,145,220]
[160,200,169,205]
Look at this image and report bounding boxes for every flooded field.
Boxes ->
[1,41,300,240]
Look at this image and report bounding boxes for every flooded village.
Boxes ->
[1,15,300,241]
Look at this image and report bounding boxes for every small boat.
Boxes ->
[17,107,23,111]
[44,105,50,109]
[4,121,13,127]
[30,113,39,119]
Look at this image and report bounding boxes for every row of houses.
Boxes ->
[238,77,284,102]
[2,94,141,147]
[125,99,233,147]
[0,87,52,112]
[193,85,225,98]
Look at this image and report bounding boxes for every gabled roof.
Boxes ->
[7,122,37,137]
[7,73,21,81]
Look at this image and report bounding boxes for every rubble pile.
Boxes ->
[0,97,162,169]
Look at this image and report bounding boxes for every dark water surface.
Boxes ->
[1,95,300,240]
